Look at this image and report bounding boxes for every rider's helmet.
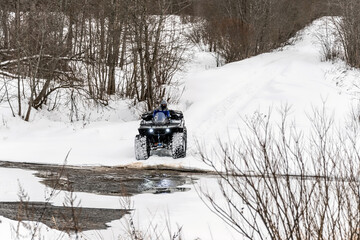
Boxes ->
[160,100,167,110]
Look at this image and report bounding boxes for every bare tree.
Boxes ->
[198,106,360,239]
[331,0,360,68]
[122,0,187,110]
[0,0,188,120]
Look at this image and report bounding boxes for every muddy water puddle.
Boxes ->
[0,160,210,232]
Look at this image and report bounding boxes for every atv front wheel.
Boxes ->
[135,135,150,160]
[171,132,186,159]
[183,127,187,151]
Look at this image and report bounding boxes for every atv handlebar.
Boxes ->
[140,110,184,121]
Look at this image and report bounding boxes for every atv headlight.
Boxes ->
[149,128,154,133]
[166,128,170,133]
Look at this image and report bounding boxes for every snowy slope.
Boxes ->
[0,17,357,170]
[183,21,352,141]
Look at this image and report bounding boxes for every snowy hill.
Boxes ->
[0,17,357,170]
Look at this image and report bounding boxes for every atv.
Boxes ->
[135,110,187,160]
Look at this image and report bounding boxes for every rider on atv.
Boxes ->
[153,100,170,118]
[135,99,187,160]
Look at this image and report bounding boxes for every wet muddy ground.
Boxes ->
[0,202,130,232]
[0,160,212,232]
[0,160,211,196]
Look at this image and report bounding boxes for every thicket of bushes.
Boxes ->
[186,0,334,63]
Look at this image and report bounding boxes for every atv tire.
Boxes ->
[171,132,186,159]
[183,127,187,151]
[135,135,150,160]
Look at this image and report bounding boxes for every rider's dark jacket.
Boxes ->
[153,106,170,118]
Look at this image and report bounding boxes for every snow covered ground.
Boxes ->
[0,17,359,239]
[0,18,357,170]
